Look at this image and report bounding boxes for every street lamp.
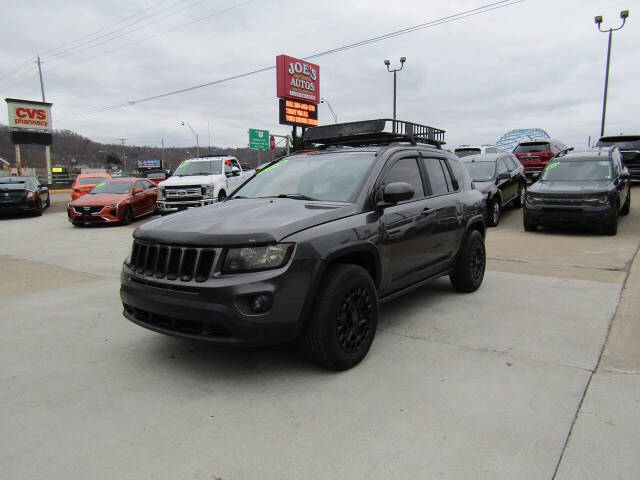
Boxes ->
[181,121,199,159]
[320,98,338,124]
[384,57,406,126]
[595,10,629,137]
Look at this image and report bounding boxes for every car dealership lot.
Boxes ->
[1,191,639,479]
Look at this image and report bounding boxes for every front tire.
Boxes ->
[604,215,618,236]
[620,190,630,216]
[513,183,525,208]
[523,213,537,231]
[302,264,378,371]
[487,199,500,227]
[218,190,227,202]
[122,206,134,225]
[450,229,486,293]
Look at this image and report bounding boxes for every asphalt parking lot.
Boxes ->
[2,189,639,480]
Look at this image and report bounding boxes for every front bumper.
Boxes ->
[157,198,216,212]
[0,198,39,213]
[524,203,615,228]
[120,256,315,346]
[68,205,121,224]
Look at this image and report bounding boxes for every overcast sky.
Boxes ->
[1,0,638,151]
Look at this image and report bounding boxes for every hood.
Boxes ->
[529,180,613,195]
[159,174,219,187]
[472,181,495,194]
[71,193,130,205]
[135,198,357,245]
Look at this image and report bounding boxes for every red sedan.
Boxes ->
[68,178,157,226]
[71,173,112,201]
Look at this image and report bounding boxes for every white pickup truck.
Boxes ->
[157,156,253,214]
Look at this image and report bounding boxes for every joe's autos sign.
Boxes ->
[276,55,320,104]
[6,98,53,131]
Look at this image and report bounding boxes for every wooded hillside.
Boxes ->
[0,124,283,172]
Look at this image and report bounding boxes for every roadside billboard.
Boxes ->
[6,98,52,132]
[276,55,320,105]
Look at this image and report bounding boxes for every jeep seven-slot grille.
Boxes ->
[129,241,217,282]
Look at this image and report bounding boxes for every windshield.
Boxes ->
[541,160,612,182]
[89,182,132,194]
[231,152,376,203]
[455,148,481,158]
[595,136,640,150]
[79,176,110,185]
[174,159,221,176]
[464,162,495,182]
[514,142,551,153]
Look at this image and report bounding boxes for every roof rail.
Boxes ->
[303,119,445,148]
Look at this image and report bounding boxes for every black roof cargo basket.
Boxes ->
[303,119,445,148]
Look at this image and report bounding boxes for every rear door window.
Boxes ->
[421,157,450,196]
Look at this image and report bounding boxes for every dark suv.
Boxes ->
[523,147,631,235]
[595,135,640,179]
[120,120,486,370]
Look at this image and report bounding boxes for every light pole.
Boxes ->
[181,121,199,158]
[384,57,406,126]
[320,98,338,124]
[595,10,629,137]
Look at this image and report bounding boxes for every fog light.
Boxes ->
[249,294,273,313]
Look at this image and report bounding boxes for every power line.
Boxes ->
[45,0,203,62]
[58,0,526,122]
[0,0,253,91]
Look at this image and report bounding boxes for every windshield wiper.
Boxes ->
[275,193,318,201]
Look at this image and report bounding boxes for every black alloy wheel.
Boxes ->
[218,191,227,202]
[45,195,51,208]
[336,285,374,354]
[450,229,486,293]
[302,264,378,370]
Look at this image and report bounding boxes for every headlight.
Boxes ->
[105,204,117,208]
[223,243,294,273]
[582,194,609,204]
[204,185,214,197]
[157,187,165,200]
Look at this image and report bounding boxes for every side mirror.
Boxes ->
[619,170,631,180]
[134,187,143,194]
[231,166,240,177]
[381,182,414,206]
[497,172,510,181]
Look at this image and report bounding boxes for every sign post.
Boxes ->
[248,129,270,150]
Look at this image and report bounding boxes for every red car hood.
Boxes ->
[70,193,130,205]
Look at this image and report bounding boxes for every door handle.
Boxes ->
[421,207,431,215]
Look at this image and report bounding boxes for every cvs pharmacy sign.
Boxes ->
[6,98,53,131]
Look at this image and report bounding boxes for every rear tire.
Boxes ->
[34,199,43,216]
[620,190,630,216]
[450,230,486,293]
[487,199,500,227]
[302,264,378,371]
[45,196,51,208]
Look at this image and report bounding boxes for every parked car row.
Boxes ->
[0,176,50,216]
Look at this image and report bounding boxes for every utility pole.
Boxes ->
[208,120,212,153]
[36,56,52,185]
[595,10,629,137]
[118,138,127,173]
[161,138,165,166]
